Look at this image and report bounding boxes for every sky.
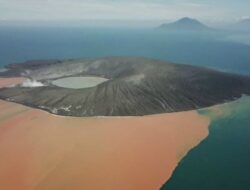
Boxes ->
[0,0,249,23]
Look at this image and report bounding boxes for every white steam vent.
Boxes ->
[21,79,44,87]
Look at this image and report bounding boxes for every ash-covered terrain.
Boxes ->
[0,57,250,117]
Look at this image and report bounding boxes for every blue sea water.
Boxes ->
[1,25,250,189]
[1,25,250,75]
[161,96,250,190]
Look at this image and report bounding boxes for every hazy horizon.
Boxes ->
[0,0,249,26]
[0,18,248,29]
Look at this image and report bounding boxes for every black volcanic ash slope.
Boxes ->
[0,57,250,117]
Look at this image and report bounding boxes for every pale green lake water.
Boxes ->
[52,77,108,89]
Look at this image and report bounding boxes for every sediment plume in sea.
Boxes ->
[0,98,209,190]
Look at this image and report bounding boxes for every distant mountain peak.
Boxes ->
[178,17,199,23]
[159,17,210,31]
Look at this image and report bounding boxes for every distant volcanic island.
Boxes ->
[0,57,250,117]
[158,17,213,31]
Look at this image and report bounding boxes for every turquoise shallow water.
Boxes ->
[161,96,250,190]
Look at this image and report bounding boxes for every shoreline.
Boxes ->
[0,94,244,119]
[0,99,210,190]
[0,77,213,190]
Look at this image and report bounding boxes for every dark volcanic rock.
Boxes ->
[0,57,250,116]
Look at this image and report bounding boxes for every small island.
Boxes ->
[158,17,212,31]
[0,56,250,117]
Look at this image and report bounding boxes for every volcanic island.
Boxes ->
[0,57,250,190]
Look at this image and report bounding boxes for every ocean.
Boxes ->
[1,25,250,189]
[1,25,250,75]
[161,96,250,190]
